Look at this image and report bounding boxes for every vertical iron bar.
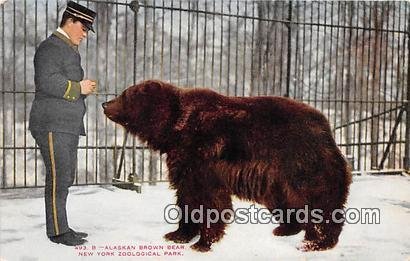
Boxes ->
[314,2,319,107]
[353,1,359,170]
[293,2,299,100]
[56,0,59,28]
[218,1,224,93]
[264,3,270,96]
[334,2,340,139]
[177,0,181,85]
[160,0,165,180]
[250,1,254,96]
[390,2,401,169]
[382,2,390,168]
[370,2,378,169]
[404,5,410,171]
[84,0,90,185]
[160,0,165,80]
[393,2,402,168]
[242,2,247,97]
[227,0,231,95]
[114,0,119,178]
[365,4,373,170]
[135,0,139,181]
[308,2,312,104]
[123,0,128,180]
[95,1,99,184]
[143,0,147,80]
[34,0,38,186]
[400,2,408,168]
[257,2,263,96]
[194,1,198,86]
[389,2,397,168]
[257,2,266,96]
[186,1,191,86]
[346,2,353,163]
[376,3,384,169]
[1,1,5,188]
[13,0,16,187]
[320,2,326,109]
[105,2,109,182]
[169,0,174,82]
[272,3,277,95]
[301,1,306,101]
[328,2,333,131]
[75,0,82,184]
[211,0,215,87]
[24,0,27,186]
[358,2,365,171]
[150,0,156,184]
[340,2,346,157]
[285,1,292,97]
[234,0,238,96]
[203,1,207,87]
[45,0,48,38]
[151,0,156,78]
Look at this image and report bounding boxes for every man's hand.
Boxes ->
[80,79,97,95]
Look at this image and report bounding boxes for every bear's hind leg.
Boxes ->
[299,210,343,251]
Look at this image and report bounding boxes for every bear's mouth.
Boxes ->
[103,111,117,122]
[103,111,114,121]
[104,112,129,127]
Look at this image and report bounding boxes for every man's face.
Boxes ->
[66,19,88,45]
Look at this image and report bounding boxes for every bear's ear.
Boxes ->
[141,80,162,94]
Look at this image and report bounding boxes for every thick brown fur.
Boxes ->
[103,80,352,252]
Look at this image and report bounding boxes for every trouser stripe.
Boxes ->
[48,132,60,235]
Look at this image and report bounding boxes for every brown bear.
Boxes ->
[102,80,352,252]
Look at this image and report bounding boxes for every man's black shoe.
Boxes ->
[49,231,87,246]
[69,228,88,238]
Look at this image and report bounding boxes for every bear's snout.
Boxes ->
[102,101,114,118]
[102,99,124,124]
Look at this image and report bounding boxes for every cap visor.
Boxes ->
[80,20,95,33]
[85,24,95,33]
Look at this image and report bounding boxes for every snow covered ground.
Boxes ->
[0,175,409,261]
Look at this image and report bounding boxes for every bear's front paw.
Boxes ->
[164,230,196,244]
[190,241,211,252]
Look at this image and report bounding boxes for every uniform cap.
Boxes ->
[64,1,96,32]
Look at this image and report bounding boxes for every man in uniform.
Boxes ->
[29,1,97,246]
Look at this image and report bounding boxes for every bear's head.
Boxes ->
[103,80,180,150]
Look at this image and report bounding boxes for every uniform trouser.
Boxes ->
[31,131,79,237]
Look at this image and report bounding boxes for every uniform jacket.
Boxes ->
[29,31,86,136]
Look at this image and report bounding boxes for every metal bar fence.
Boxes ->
[0,0,409,189]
